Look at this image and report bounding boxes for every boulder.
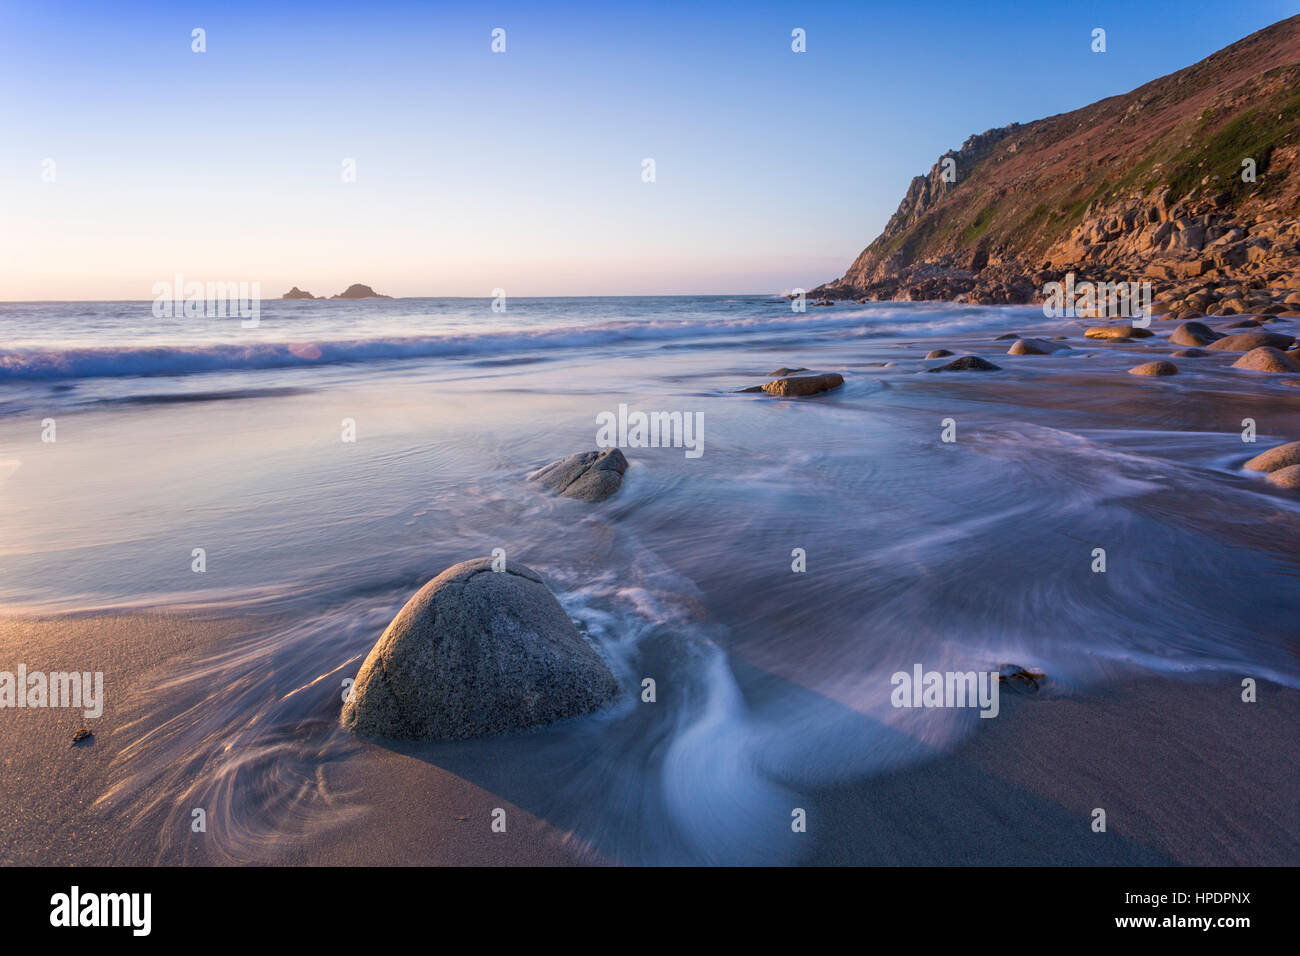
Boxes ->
[1007,337,1064,355]
[1129,360,1178,376]
[1231,347,1300,373]
[769,367,808,376]
[1265,464,1300,489]
[342,559,619,740]
[925,349,955,359]
[1169,321,1223,346]
[1206,331,1296,351]
[926,356,1001,372]
[1171,348,1208,357]
[759,371,845,396]
[1085,325,1155,339]
[1244,441,1300,473]
[529,448,628,502]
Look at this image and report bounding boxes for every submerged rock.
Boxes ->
[342,558,619,740]
[1231,347,1300,372]
[927,355,1001,372]
[529,448,628,502]
[925,348,955,359]
[998,664,1045,692]
[1129,360,1178,376]
[1244,441,1300,473]
[1171,348,1208,357]
[769,366,808,376]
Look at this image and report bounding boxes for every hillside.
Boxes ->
[812,15,1300,304]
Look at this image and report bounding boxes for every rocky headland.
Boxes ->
[810,16,1300,309]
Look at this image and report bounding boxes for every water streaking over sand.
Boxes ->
[3,296,1300,864]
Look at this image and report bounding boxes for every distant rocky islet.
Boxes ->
[280,283,391,300]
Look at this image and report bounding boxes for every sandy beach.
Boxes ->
[3,605,1296,866]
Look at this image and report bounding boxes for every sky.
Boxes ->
[0,0,1295,300]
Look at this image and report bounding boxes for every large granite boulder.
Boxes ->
[342,558,618,740]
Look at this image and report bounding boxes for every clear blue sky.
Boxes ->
[0,0,1294,298]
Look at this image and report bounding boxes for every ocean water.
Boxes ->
[2,295,1299,863]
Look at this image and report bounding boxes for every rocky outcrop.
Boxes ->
[530,448,628,502]
[342,558,619,740]
[281,286,319,299]
[810,16,1300,307]
[331,284,392,299]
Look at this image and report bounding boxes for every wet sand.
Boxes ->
[3,610,1296,866]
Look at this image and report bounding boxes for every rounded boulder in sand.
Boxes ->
[342,558,619,740]
[1244,441,1300,473]
[1129,360,1178,377]
[1231,347,1300,373]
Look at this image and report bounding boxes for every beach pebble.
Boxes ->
[529,448,628,502]
[758,371,845,396]
[1085,325,1154,339]
[1265,464,1300,489]
[1206,331,1296,352]
[925,349,955,359]
[1244,441,1300,473]
[926,356,1000,372]
[1129,360,1178,376]
[341,558,619,740]
[1169,321,1223,347]
[1231,347,1300,373]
